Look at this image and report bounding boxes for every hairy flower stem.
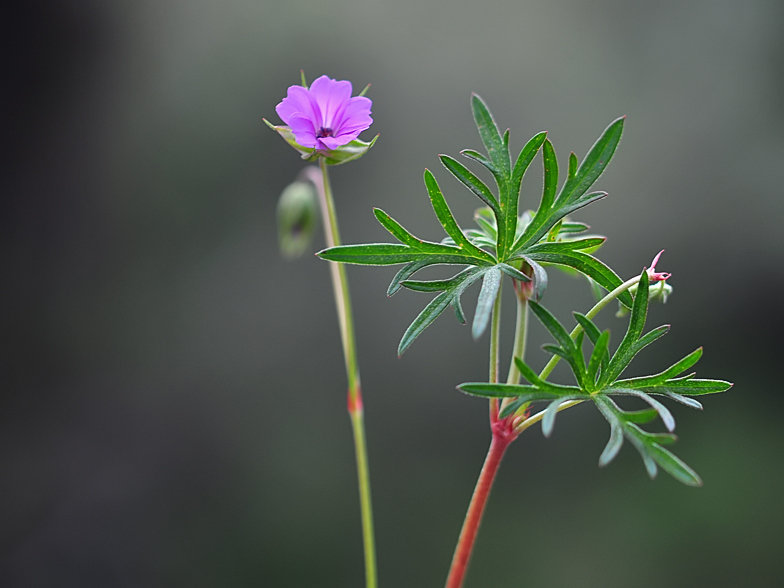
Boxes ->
[309,160,377,588]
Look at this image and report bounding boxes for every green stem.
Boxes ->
[506,296,529,385]
[489,288,503,385]
[310,160,377,588]
[488,290,503,421]
[514,273,643,433]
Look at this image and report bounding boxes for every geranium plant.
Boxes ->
[271,75,731,588]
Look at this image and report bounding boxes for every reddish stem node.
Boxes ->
[348,385,363,415]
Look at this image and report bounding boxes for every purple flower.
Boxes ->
[275,75,373,151]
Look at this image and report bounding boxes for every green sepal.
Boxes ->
[276,180,318,259]
[264,119,378,165]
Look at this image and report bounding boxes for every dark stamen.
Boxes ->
[316,127,334,138]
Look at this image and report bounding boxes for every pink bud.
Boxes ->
[645,250,671,282]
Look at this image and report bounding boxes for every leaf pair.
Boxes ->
[458,271,732,486]
[319,96,631,353]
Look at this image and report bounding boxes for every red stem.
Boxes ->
[445,422,515,588]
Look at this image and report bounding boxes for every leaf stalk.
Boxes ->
[506,296,529,385]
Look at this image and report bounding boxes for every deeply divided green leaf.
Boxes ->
[440,155,500,214]
[398,267,487,355]
[424,170,496,263]
[557,116,624,206]
[471,94,510,179]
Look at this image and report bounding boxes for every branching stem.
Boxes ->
[514,273,643,433]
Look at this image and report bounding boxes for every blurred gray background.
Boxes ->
[2,1,783,586]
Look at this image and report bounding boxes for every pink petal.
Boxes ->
[318,136,348,150]
[276,85,317,126]
[333,96,372,135]
[332,126,363,144]
[288,114,318,148]
[309,75,353,129]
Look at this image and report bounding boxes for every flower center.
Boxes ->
[316,127,334,139]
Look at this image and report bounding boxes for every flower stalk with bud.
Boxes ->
[269,73,378,588]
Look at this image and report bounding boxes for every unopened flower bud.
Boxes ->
[277,180,318,259]
[616,251,674,317]
[646,250,671,282]
[511,259,543,302]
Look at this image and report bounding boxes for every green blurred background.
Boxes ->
[2,1,783,586]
